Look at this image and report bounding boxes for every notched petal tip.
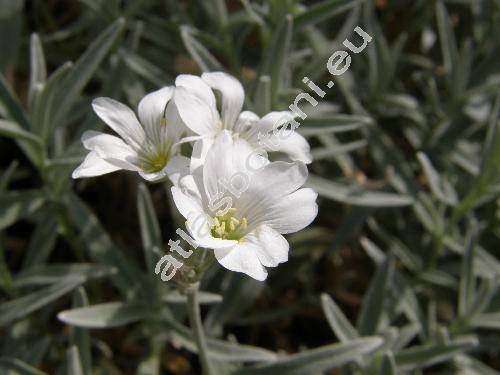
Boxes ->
[253,271,268,282]
[71,169,82,179]
[302,155,313,164]
[139,169,169,183]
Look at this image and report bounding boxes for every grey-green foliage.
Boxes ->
[0,0,499,374]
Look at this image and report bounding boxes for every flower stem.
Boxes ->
[186,283,214,375]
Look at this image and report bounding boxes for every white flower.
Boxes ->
[72,87,188,182]
[174,72,312,164]
[171,131,318,281]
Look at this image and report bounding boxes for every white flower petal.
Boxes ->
[81,131,138,171]
[178,174,203,203]
[92,97,145,149]
[202,72,244,130]
[214,242,268,281]
[175,194,213,243]
[264,131,312,164]
[245,225,289,267]
[253,161,308,198]
[234,110,259,134]
[173,135,204,149]
[254,111,294,134]
[164,99,186,145]
[164,155,190,186]
[139,165,170,183]
[202,131,255,207]
[176,74,217,110]
[190,136,214,174]
[235,161,309,225]
[174,86,220,136]
[137,86,173,145]
[262,188,318,234]
[72,151,121,179]
[175,74,219,134]
[171,186,204,219]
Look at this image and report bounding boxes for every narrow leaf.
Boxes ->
[164,319,277,363]
[301,114,373,128]
[294,0,360,30]
[357,254,395,335]
[435,1,459,84]
[458,223,477,316]
[70,288,92,375]
[28,33,47,110]
[121,50,170,86]
[391,324,420,351]
[0,0,22,72]
[299,123,368,137]
[470,312,500,329]
[468,277,496,317]
[0,160,18,191]
[14,264,117,288]
[320,293,359,342]
[0,189,44,230]
[180,26,223,72]
[67,193,144,294]
[395,337,478,370]
[137,183,162,274]
[233,337,383,374]
[22,215,58,270]
[0,357,47,375]
[254,75,271,116]
[58,302,150,328]
[0,277,84,327]
[454,354,500,375]
[377,351,397,375]
[0,73,30,129]
[53,18,125,127]
[417,152,458,205]
[33,61,72,140]
[260,15,293,105]
[0,119,43,149]
[66,346,84,375]
[205,274,264,334]
[163,291,223,305]
[307,175,414,207]
[311,139,367,161]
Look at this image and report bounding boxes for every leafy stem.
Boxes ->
[185,282,214,375]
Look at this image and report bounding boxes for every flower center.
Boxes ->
[143,153,168,173]
[211,208,248,240]
[138,141,171,173]
[136,116,172,174]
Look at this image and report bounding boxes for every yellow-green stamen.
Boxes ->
[143,153,168,173]
[211,208,248,240]
[139,141,171,173]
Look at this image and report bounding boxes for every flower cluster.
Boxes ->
[73,72,318,281]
